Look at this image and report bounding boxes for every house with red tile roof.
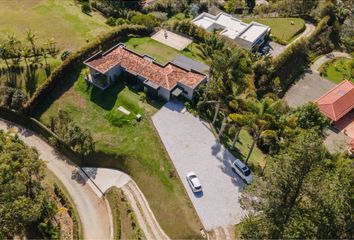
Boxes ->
[315,80,354,122]
[84,43,207,101]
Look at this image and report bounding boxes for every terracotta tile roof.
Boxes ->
[315,80,354,121]
[84,45,206,90]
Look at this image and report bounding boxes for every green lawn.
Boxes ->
[124,37,206,65]
[34,68,202,239]
[0,0,110,51]
[243,17,305,45]
[320,57,353,83]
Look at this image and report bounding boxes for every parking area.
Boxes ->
[152,102,247,231]
[284,72,336,108]
[151,29,192,51]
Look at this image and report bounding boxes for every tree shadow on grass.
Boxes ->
[89,80,125,111]
[32,65,83,119]
[83,150,131,172]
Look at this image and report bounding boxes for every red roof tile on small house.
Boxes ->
[84,44,206,90]
[315,80,354,122]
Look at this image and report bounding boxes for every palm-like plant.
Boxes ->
[6,34,21,63]
[46,38,57,57]
[244,97,287,163]
[0,42,11,71]
[25,29,37,56]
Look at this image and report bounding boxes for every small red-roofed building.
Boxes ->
[83,43,207,101]
[315,80,354,122]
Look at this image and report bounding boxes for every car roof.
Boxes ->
[233,159,248,169]
[191,177,201,187]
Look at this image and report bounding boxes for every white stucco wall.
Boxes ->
[106,65,122,84]
[158,87,171,101]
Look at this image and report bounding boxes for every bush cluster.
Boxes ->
[24,24,152,113]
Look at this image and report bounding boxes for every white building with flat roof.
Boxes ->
[192,12,271,51]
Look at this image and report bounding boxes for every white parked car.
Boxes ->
[231,159,252,184]
[186,172,202,193]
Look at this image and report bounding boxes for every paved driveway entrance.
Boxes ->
[152,102,247,231]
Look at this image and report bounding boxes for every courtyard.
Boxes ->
[152,102,248,231]
[151,29,192,51]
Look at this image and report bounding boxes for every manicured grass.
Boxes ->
[106,187,145,240]
[320,57,353,83]
[0,0,110,51]
[124,37,206,64]
[35,68,202,239]
[243,17,305,44]
[223,129,266,173]
[0,58,62,96]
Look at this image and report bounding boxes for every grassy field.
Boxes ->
[320,57,353,83]
[0,57,62,96]
[34,68,202,239]
[0,0,110,51]
[243,17,305,44]
[124,37,206,64]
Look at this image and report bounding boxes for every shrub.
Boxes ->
[106,17,117,26]
[130,13,159,29]
[116,18,130,25]
[81,2,91,14]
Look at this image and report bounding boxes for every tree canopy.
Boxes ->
[0,131,52,238]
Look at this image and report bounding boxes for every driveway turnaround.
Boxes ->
[152,102,247,231]
[284,72,336,108]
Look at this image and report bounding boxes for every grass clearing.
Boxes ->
[34,68,202,239]
[124,37,206,64]
[0,58,62,96]
[243,17,305,44]
[320,57,353,83]
[0,0,110,51]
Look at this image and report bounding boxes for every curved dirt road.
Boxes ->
[0,118,111,240]
[82,167,170,240]
[311,51,351,74]
[0,118,169,240]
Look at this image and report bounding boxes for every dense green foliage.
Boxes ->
[0,131,58,239]
[49,110,95,156]
[240,130,354,238]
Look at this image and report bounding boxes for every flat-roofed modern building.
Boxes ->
[192,12,271,51]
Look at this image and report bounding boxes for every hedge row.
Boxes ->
[269,16,331,95]
[0,106,83,166]
[24,24,152,113]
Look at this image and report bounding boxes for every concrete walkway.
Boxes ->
[0,118,112,240]
[82,167,170,240]
[311,52,351,74]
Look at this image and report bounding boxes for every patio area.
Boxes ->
[151,29,192,51]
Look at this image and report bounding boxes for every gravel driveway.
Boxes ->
[152,102,247,231]
[284,72,336,107]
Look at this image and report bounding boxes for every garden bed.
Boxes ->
[320,57,353,83]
